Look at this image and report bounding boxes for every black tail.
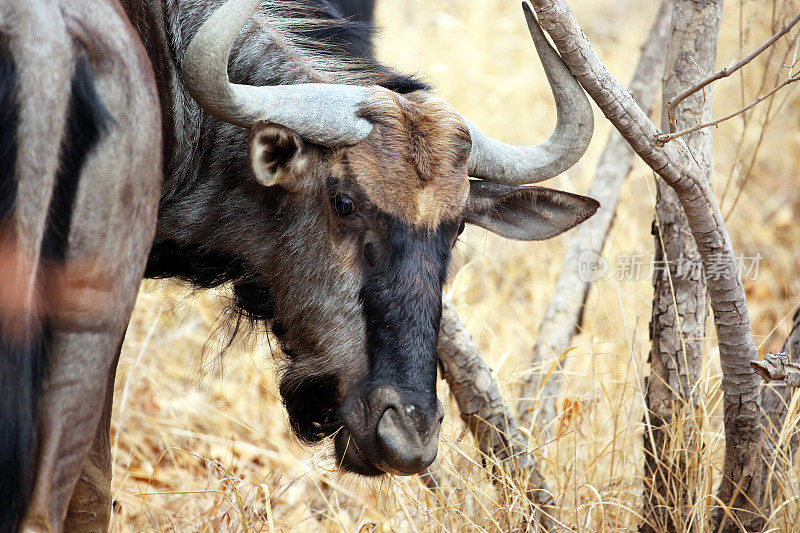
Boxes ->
[0,50,110,532]
[0,331,51,533]
[0,46,34,533]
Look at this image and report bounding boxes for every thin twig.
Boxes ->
[658,71,800,143]
[665,10,800,129]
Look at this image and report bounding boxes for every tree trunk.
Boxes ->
[641,2,721,532]
[517,0,673,432]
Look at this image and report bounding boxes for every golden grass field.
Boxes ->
[110,0,800,530]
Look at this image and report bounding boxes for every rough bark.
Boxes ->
[438,294,555,530]
[525,1,763,530]
[641,3,721,532]
[759,309,800,510]
[517,0,673,431]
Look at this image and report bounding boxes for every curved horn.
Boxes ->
[182,0,373,146]
[465,2,593,184]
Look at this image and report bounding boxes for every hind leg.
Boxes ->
[63,344,119,533]
[22,331,130,532]
[19,2,161,529]
[21,171,158,531]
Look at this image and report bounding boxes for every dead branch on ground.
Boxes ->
[437,294,556,530]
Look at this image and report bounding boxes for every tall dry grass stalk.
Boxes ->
[110,0,800,530]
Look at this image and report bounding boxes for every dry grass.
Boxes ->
[110,0,800,530]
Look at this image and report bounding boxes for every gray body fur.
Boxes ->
[0,0,161,530]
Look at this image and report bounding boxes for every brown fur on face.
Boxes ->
[332,89,472,229]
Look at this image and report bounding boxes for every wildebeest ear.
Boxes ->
[249,122,308,190]
[465,181,599,241]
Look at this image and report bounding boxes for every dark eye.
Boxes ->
[332,193,355,216]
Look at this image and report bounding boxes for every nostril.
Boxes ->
[376,406,403,442]
[375,403,440,475]
[376,407,425,473]
[401,404,430,436]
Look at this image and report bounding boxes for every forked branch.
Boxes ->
[658,68,800,143]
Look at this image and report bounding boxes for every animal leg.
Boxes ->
[63,347,119,533]
[16,0,161,527]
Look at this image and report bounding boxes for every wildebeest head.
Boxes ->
[182,0,599,476]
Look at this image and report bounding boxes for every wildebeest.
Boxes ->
[1,0,597,530]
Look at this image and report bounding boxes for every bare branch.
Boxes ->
[665,10,800,129]
[526,0,763,529]
[517,0,673,431]
[658,70,800,143]
[752,352,800,387]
